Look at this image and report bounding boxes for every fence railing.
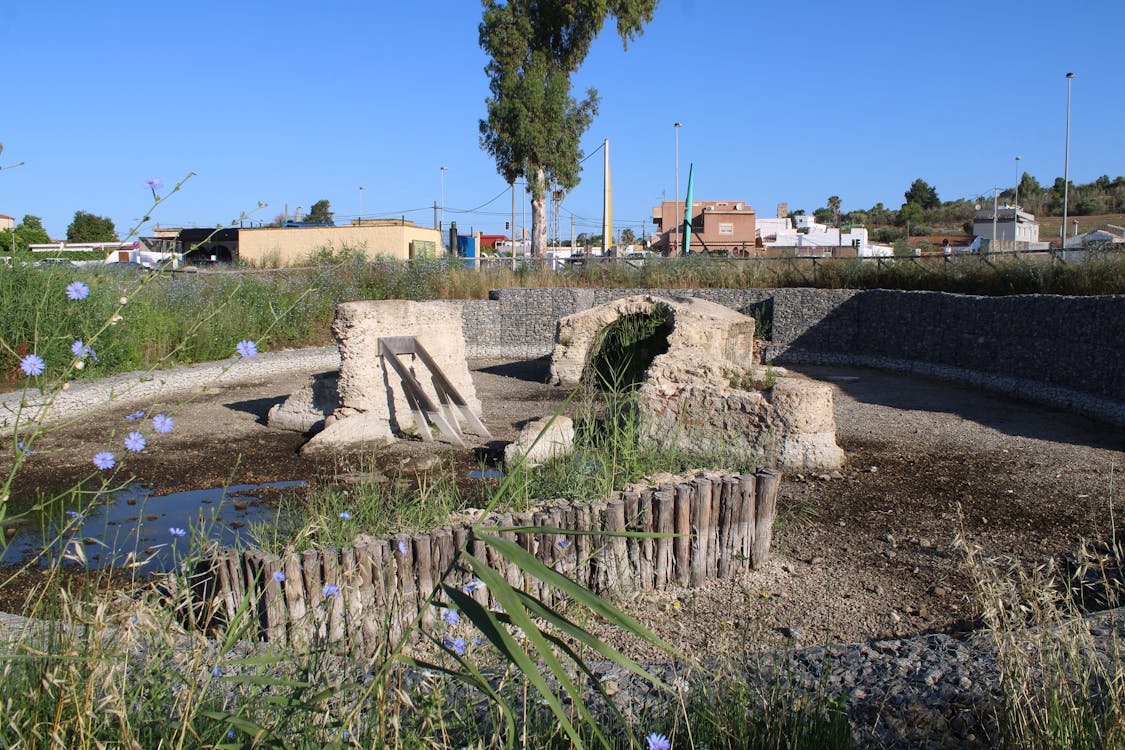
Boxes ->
[191,470,780,654]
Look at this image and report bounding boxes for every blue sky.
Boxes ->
[1,0,1121,241]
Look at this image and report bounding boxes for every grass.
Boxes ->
[5,247,1125,390]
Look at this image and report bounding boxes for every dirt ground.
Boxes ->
[3,357,1124,657]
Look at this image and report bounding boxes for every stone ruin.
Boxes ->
[550,294,844,472]
[268,299,489,454]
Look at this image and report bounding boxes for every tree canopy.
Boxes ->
[904,178,940,210]
[66,211,117,243]
[305,199,333,225]
[479,0,657,256]
[0,214,51,254]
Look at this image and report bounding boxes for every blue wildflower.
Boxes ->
[212,666,221,677]
[226,729,235,740]
[20,354,45,377]
[464,578,483,594]
[169,527,186,538]
[152,414,174,433]
[235,340,258,358]
[272,571,286,583]
[17,441,34,457]
[556,539,572,549]
[323,584,341,599]
[443,609,460,626]
[125,411,145,421]
[124,431,146,452]
[65,510,82,519]
[93,452,115,470]
[339,511,352,520]
[397,540,408,555]
[144,177,163,197]
[443,636,467,655]
[646,733,671,750]
[66,281,90,301]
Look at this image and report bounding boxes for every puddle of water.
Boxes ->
[1,481,305,572]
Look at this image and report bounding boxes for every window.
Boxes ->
[718,223,734,235]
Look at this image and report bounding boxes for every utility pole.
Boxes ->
[510,180,517,270]
[570,215,575,251]
[1062,72,1076,248]
[992,187,999,252]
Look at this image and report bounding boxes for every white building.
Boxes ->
[1064,224,1125,249]
[972,205,1049,251]
[760,217,892,257]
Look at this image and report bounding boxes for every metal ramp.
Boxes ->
[377,336,491,447]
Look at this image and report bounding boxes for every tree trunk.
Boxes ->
[531,165,548,257]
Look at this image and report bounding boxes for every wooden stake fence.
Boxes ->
[191,469,781,654]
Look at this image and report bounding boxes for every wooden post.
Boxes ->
[606,499,630,592]
[752,469,781,569]
[413,534,435,633]
[738,473,758,574]
[654,489,674,588]
[674,484,692,586]
[393,534,416,640]
[689,479,711,588]
[622,492,641,584]
[322,550,345,646]
[718,477,738,578]
[283,552,307,650]
[574,505,592,589]
[300,549,325,642]
[707,476,721,578]
[340,547,362,653]
[260,553,286,644]
[638,491,655,590]
[355,541,381,653]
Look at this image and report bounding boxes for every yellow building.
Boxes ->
[232,220,442,267]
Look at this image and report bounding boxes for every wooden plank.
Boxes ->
[638,491,655,590]
[301,549,325,642]
[752,469,782,569]
[707,476,721,578]
[674,484,692,587]
[574,505,593,589]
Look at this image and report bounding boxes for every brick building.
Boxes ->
[652,200,756,254]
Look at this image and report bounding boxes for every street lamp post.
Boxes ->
[440,167,448,241]
[673,122,681,255]
[358,186,365,224]
[1062,72,1075,248]
[1014,155,1021,250]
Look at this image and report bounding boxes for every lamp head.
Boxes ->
[1066,72,1075,78]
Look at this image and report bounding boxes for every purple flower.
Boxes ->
[20,354,45,377]
[323,584,340,599]
[152,414,173,433]
[272,571,286,583]
[464,578,483,594]
[443,636,467,655]
[125,411,144,421]
[471,636,486,646]
[17,441,34,456]
[556,539,572,549]
[226,730,235,740]
[443,609,460,626]
[397,540,408,555]
[235,340,258,358]
[70,341,97,362]
[646,733,671,750]
[65,281,90,301]
[144,177,163,194]
[169,527,186,537]
[338,511,352,520]
[93,451,116,470]
[66,510,82,519]
[124,431,146,452]
[211,665,222,677]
